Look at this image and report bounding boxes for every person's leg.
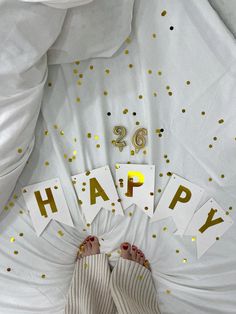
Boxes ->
[65,235,116,314]
[110,242,160,314]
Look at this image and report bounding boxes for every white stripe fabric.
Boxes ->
[65,253,116,314]
[65,254,160,314]
[110,258,160,314]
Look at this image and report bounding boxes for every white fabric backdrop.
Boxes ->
[0,0,236,313]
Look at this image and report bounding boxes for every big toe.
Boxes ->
[120,242,131,260]
[90,236,100,254]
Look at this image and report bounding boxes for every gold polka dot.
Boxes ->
[86,223,91,227]
[191,237,196,242]
[157,71,162,76]
[221,174,225,178]
[10,237,15,243]
[182,109,186,113]
[182,258,187,263]
[44,130,49,136]
[79,74,83,79]
[138,95,143,99]
[14,251,18,255]
[148,69,152,74]
[89,65,94,70]
[73,69,78,74]
[163,227,168,231]
[103,91,108,96]
[130,150,135,156]
[168,91,173,96]
[60,130,64,136]
[186,80,191,85]
[209,144,213,148]
[208,177,212,182]
[19,233,24,237]
[128,64,133,68]
[152,234,157,238]
[201,111,206,116]
[17,148,23,154]
[176,249,180,254]
[96,144,101,148]
[76,97,81,103]
[165,290,171,294]
[53,124,58,129]
[152,33,157,38]
[87,133,92,138]
[218,119,224,124]
[45,161,49,166]
[124,49,129,55]
[75,60,80,65]
[58,230,64,237]
[7,268,11,272]
[41,274,46,279]
[216,237,220,240]
[105,69,110,74]
[161,10,167,16]
[128,212,133,217]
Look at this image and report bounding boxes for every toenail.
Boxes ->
[123,245,129,250]
[141,254,144,257]
[132,246,136,251]
[137,251,141,254]
[90,237,95,241]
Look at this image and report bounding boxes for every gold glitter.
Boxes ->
[103,91,108,96]
[7,268,11,272]
[221,174,225,178]
[19,233,24,237]
[44,130,49,136]
[157,71,162,75]
[186,80,191,85]
[128,64,133,68]
[152,33,157,38]
[76,97,81,103]
[41,274,46,279]
[14,251,18,255]
[44,161,49,166]
[201,111,205,116]
[87,133,92,138]
[124,49,129,54]
[96,144,101,148]
[79,74,83,78]
[105,69,110,74]
[191,237,196,242]
[218,119,224,124]
[58,230,64,237]
[128,212,133,217]
[138,95,143,99]
[53,124,58,129]
[166,290,171,294]
[86,223,91,227]
[216,237,220,240]
[152,234,157,238]
[60,130,64,135]
[148,70,152,74]
[130,150,135,156]
[89,65,94,70]
[176,249,180,254]
[10,237,15,243]
[182,258,187,263]
[161,10,167,16]
[163,227,168,231]
[17,148,23,154]
[48,82,52,87]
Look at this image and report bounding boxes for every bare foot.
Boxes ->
[120,242,151,270]
[77,235,100,260]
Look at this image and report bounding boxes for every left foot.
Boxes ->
[120,242,151,270]
[77,235,100,260]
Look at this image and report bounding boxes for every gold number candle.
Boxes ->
[132,128,148,153]
[113,126,127,151]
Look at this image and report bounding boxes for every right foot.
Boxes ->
[120,242,151,270]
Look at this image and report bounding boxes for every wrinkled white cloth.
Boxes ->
[21,0,93,9]
[0,0,236,313]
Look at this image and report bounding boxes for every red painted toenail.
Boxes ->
[132,246,136,251]
[90,237,95,241]
[141,254,144,257]
[137,251,141,254]
[123,245,129,250]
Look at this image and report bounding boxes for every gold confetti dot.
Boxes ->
[79,74,83,79]
[9,202,14,207]
[45,161,49,166]
[176,249,180,254]
[48,82,52,87]
[106,253,112,258]
[124,49,129,55]
[152,33,157,38]
[77,80,82,86]
[53,124,58,129]
[152,234,157,238]
[94,135,99,140]
[112,209,116,213]
[14,251,18,255]
[126,37,131,44]
[128,64,133,68]
[73,69,78,75]
[17,148,23,154]
[168,91,173,96]
[7,268,11,272]
[216,237,220,240]
[221,174,225,178]
[96,144,101,148]
[161,10,167,16]
[148,69,152,74]
[58,230,64,237]
[159,173,163,177]
[75,60,80,65]
[157,71,162,76]
[209,144,213,148]
[128,212,133,217]
[186,80,191,85]
[130,150,135,156]
[137,275,144,280]
[182,109,186,113]
[86,223,91,227]
[226,211,229,216]
[60,130,64,135]
[103,91,108,96]
[158,188,162,193]
[44,130,49,136]
[76,97,81,103]
[144,206,149,210]
[86,171,90,176]
[138,95,143,99]
[182,258,187,263]
[166,86,170,90]
[213,137,217,141]
[89,65,94,70]
[218,119,224,124]
[165,290,171,294]
[136,121,140,125]
[4,206,9,211]
[201,111,206,116]
[163,227,168,231]
[105,69,110,74]
[229,206,233,210]
[123,108,128,114]
[191,237,196,242]
[153,92,157,97]
[41,274,46,279]
[10,237,15,243]
[87,133,92,138]
[208,177,212,182]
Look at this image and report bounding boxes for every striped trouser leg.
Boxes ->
[65,253,116,314]
[109,258,160,314]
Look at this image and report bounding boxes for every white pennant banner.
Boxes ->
[72,165,124,224]
[184,198,233,258]
[115,163,155,217]
[150,174,204,235]
[22,178,74,236]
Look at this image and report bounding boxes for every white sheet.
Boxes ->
[0,0,236,313]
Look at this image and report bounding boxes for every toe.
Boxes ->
[136,249,142,263]
[131,245,137,261]
[139,253,145,265]
[120,242,131,260]
[89,236,100,254]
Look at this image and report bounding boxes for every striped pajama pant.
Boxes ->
[65,253,160,314]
